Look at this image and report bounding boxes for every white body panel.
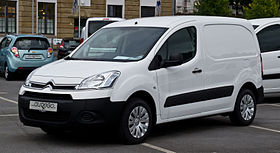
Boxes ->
[20,16,262,125]
[250,18,280,94]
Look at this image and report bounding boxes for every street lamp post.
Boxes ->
[78,0,81,38]
[32,0,34,34]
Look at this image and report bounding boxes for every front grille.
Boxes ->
[23,91,72,100]
[23,109,70,122]
[30,83,76,90]
[53,86,76,90]
[31,83,45,88]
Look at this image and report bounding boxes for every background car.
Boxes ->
[80,17,125,43]
[57,38,80,59]
[250,18,280,94]
[0,35,55,80]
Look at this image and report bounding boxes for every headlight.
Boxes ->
[76,70,121,90]
[24,69,37,87]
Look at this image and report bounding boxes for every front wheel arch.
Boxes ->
[126,91,157,126]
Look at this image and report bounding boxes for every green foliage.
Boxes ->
[243,0,280,19]
[194,0,230,16]
[229,0,252,7]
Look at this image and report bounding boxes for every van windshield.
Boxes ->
[71,27,167,62]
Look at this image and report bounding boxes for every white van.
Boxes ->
[80,17,125,42]
[19,16,263,144]
[250,18,280,94]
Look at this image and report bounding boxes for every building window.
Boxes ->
[141,6,155,17]
[0,1,17,34]
[107,5,122,18]
[38,2,55,35]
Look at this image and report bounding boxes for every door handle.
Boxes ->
[277,56,280,58]
[192,68,202,74]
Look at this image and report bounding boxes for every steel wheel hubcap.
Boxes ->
[128,106,149,138]
[4,66,8,78]
[240,94,255,121]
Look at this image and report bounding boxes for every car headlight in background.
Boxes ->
[76,70,121,90]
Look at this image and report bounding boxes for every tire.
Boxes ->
[229,89,257,126]
[4,65,13,81]
[119,98,153,144]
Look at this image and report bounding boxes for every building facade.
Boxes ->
[0,0,173,45]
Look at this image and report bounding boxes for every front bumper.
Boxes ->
[18,91,125,128]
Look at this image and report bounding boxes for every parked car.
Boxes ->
[0,35,55,80]
[250,18,280,94]
[57,38,80,59]
[80,17,125,43]
[19,16,263,144]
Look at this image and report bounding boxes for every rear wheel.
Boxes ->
[229,89,256,126]
[4,65,13,81]
[119,98,153,144]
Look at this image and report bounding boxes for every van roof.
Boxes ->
[250,18,280,26]
[105,16,251,29]
[86,17,125,22]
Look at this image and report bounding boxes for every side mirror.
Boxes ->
[162,53,184,68]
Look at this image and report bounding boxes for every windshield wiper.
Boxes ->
[64,56,79,60]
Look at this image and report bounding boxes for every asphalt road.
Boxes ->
[0,76,280,153]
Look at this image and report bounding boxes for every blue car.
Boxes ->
[0,35,55,80]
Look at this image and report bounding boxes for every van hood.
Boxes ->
[31,59,132,84]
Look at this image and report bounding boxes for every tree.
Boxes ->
[229,0,252,8]
[229,0,252,16]
[243,0,280,19]
[194,0,230,16]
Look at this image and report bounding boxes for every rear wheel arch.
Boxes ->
[240,82,258,101]
[230,88,257,126]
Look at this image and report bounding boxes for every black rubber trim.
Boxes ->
[257,86,264,103]
[263,73,280,80]
[164,86,234,108]
[18,95,125,128]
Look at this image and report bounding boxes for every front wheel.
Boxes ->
[119,98,153,144]
[229,89,257,126]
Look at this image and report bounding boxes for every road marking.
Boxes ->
[0,92,8,95]
[250,125,280,134]
[258,103,280,107]
[0,114,18,117]
[142,143,176,153]
[0,96,18,104]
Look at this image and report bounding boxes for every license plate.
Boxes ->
[29,101,58,112]
[24,54,42,59]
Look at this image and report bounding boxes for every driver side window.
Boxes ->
[149,26,197,70]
